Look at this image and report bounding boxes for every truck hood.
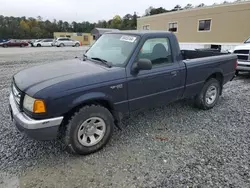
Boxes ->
[14,58,125,96]
[233,43,250,51]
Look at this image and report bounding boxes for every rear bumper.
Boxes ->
[9,93,63,140]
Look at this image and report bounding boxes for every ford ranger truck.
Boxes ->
[9,31,237,155]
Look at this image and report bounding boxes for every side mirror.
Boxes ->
[132,58,152,73]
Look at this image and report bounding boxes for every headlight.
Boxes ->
[23,95,46,113]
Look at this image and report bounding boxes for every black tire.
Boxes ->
[235,70,239,76]
[3,44,7,48]
[63,105,114,155]
[75,43,80,47]
[59,43,64,47]
[195,78,221,110]
[20,44,24,47]
[37,44,41,47]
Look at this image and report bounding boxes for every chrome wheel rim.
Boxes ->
[205,85,217,105]
[77,117,106,147]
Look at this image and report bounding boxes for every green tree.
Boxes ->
[31,26,42,38]
[184,4,193,9]
[197,3,205,7]
[145,6,154,16]
[62,21,70,32]
[172,5,182,11]
[150,7,168,15]
[111,15,122,29]
[0,11,139,39]
[20,20,30,38]
[131,12,138,30]
[121,14,133,30]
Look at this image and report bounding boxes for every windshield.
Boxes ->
[244,37,250,43]
[85,33,140,66]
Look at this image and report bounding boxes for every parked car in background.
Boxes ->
[33,39,54,47]
[0,39,9,43]
[0,39,29,47]
[52,37,80,47]
[29,39,41,47]
[232,36,250,75]
[9,31,237,155]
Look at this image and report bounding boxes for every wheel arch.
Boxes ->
[205,72,224,95]
[62,92,119,127]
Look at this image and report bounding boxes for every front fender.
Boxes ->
[71,92,115,110]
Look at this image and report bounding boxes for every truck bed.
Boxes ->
[181,50,230,60]
[181,51,237,98]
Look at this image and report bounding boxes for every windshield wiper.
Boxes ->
[90,57,112,68]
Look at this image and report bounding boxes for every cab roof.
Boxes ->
[104,30,174,37]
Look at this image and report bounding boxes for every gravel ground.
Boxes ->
[0,47,250,188]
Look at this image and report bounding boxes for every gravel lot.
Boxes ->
[0,47,250,188]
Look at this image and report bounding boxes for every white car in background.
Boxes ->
[33,39,54,47]
[53,37,81,47]
[232,36,250,75]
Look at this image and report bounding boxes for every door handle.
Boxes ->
[170,71,178,77]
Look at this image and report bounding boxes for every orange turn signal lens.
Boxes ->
[33,100,46,113]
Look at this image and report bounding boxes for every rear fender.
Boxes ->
[205,69,224,95]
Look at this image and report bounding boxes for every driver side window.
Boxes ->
[138,38,172,67]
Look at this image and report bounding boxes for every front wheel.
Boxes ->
[63,105,114,155]
[195,78,221,110]
[75,43,80,47]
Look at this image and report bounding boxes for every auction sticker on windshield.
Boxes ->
[120,36,136,43]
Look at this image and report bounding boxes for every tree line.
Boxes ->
[0,0,245,39]
[0,13,137,39]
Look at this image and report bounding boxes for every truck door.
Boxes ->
[127,37,184,111]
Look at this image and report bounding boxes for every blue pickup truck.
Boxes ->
[9,31,237,155]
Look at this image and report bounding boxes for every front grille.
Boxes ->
[237,55,249,61]
[240,64,250,67]
[233,49,250,61]
[12,83,22,107]
[234,50,250,54]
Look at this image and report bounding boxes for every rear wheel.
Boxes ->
[59,43,65,47]
[3,44,7,48]
[195,78,221,110]
[63,105,114,155]
[20,44,24,47]
[75,43,80,47]
[37,44,41,47]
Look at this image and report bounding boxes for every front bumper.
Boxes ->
[236,61,250,72]
[9,93,63,140]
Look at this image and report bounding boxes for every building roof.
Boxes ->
[138,1,250,20]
